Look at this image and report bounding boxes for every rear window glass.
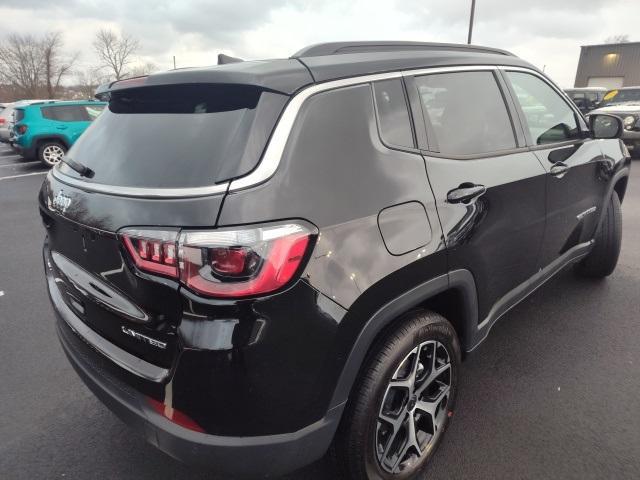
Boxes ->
[58,84,286,189]
[14,109,25,122]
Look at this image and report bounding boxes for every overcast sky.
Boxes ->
[1,0,639,87]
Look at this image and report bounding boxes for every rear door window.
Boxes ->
[414,71,516,156]
[373,79,415,148]
[58,84,287,189]
[42,105,88,122]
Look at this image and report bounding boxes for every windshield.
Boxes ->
[57,84,287,189]
[601,88,640,106]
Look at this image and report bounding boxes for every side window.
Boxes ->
[372,79,414,148]
[415,71,516,156]
[84,104,105,121]
[506,72,580,145]
[41,105,88,122]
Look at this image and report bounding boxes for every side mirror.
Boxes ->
[589,113,623,139]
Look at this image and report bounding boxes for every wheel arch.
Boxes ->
[34,134,71,151]
[613,174,628,204]
[328,270,478,410]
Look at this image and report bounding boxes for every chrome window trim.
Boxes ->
[229,65,503,192]
[51,64,553,198]
[51,168,229,198]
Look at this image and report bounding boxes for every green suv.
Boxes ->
[13,100,106,166]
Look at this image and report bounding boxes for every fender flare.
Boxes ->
[328,270,478,409]
[596,166,629,233]
[32,134,71,151]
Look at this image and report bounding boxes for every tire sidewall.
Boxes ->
[361,317,461,480]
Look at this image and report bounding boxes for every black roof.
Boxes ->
[97,42,535,97]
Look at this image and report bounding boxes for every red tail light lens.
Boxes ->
[179,222,315,298]
[0,118,5,125]
[119,222,316,298]
[120,228,179,278]
[16,124,27,135]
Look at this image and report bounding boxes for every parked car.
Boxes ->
[12,100,106,166]
[564,87,606,114]
[589,86,640,156]
[0,99,56,144]
[0,102,7,113]
[40,41,629,479]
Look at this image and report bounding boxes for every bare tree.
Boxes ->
[604,34,630,44]
[93,29,140,81]
[0,34,45,97]
[42,32,78,98]
[75,68,107,99]
[130,61,158,77]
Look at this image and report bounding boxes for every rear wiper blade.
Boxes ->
[61,157,94,178]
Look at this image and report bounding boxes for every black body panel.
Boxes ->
[40,43,631,477]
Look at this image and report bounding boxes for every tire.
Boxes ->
[38,141,66,167]
[333,310,461,480]
[577,191,622,278]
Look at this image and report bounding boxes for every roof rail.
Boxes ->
[292,41,514,58]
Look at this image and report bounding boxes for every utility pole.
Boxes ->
[467,0,476,44]
[173,56,176,69]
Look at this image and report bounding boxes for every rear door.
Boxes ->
[41,105,89,144]
[405,68,548,323]
[501,69,609,268]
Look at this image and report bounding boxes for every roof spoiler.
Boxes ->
[218,53,244,65]
[95,75,150,99]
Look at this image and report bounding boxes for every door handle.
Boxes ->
[446,183,487,204]
[56,125,67,130]
[550,162,569,178]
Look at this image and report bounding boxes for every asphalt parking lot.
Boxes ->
[1,142,639,480]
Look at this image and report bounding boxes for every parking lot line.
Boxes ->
[0,161,40,168]
[0,171,48,180]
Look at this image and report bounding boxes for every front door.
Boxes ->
[502,70,610,268]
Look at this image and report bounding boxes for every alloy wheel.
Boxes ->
[42,144,65,165]
[375,340,452,474]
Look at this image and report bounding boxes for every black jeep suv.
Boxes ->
[41,41,629,479]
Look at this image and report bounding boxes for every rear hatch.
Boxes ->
[41,82,289,373]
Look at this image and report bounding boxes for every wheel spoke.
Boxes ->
[391,416,422,473]
[375,339,454,474]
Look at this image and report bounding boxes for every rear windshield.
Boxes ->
[58,84,287,189]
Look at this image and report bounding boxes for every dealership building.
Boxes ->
[574,42,640,89]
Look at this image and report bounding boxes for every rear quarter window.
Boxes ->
[373,79,415,149]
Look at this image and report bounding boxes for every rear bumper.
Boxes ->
[45,245,343,477]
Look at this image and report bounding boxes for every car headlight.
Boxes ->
[623,115,637,130]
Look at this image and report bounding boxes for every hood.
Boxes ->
[592,104,640,114]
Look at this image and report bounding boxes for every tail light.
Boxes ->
[119,221,316,298]
[121,228,179,278]
[16,124,27,134]
[0,118,5,125]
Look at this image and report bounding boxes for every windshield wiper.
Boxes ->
[61,157,95,178]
